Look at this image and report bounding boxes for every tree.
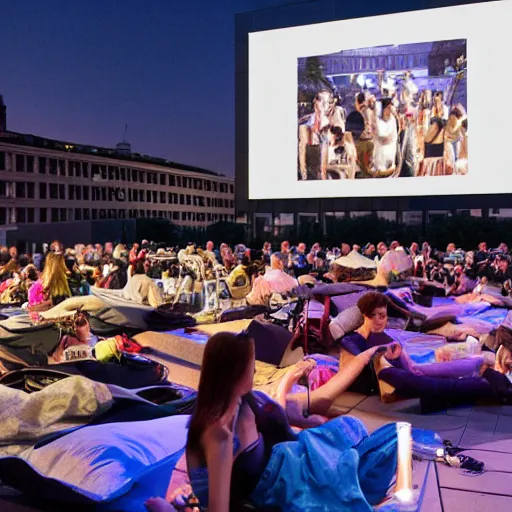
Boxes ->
[298,56,332,104]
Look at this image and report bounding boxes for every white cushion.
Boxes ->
[330,306,364,340]
[334,251,377,270]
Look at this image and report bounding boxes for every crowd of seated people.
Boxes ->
[1,237,512,311]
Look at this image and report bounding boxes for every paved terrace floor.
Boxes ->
[2,357,512,511]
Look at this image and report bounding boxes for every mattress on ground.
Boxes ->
[188,319,253,336]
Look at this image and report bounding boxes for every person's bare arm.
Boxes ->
[309,346,381,414]
[203,402,239,512]
[298,125,309,179]
[204,431,233,512]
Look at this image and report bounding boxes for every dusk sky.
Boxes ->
[0,1,293,177]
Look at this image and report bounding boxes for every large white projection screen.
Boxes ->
[248,1,512,200]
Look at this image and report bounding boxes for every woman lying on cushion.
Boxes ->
[145,331,403,512]
[340,291,495,408]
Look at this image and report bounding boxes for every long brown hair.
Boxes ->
[187,331,254,455]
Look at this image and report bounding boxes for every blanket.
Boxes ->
[252,417,397,511]
[0,375,112,457]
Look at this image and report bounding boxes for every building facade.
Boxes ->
[0,131,234,247]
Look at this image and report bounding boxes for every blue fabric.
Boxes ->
[251,417,398,512]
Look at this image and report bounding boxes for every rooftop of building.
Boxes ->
[0,129,228,179]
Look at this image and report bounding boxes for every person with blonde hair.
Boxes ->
[28,251,71,311]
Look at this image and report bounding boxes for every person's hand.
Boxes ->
[384,343,402,360]
[363,345,386,364]
[145,497,173,512]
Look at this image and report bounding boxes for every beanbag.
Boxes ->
[333,251,377,283]
[0,415,190,506]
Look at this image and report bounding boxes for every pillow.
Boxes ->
[330,291,366,316]
[329,306,363,340]
[0,415,190,505]
[247,319,294,367]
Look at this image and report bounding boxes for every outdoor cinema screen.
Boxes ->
[248,1,512,200]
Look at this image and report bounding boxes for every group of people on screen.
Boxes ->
[298,64,467,181]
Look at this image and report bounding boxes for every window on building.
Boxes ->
[120,168,126,181]
[160,174,166,186]
[0,152,5,171]
[49,159,58,175]
[181,211,186,221]
[60,208,66,221]
[186,195,191,205]
[146,190,151,202]
[101,188,107,201]
[83,186,89,200]
[40,208,47,223]
[39,183,47,199]
[58,160,66,176]
[27,208,35,223]
[49,184,58,200]
[173,211,179,220]
[75,208,82,221]
[51,208,59,222]
[152,191,157,203]
[38,157,46,174]
[16,208,26,223]
[160,192,166,203]
[27,182,35,199]
[59,184,65,200]
[82,208,89,220]
[27,156,34,173]
[15,154,25,172]
[229,184,234,194]
[169,175,175,186]
[82,162,89,179]
[15,182,26,198]
[176,176,181,187]
[0,207,6,225]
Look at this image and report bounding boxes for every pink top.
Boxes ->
[28,280,45,306]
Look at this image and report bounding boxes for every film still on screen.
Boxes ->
[297,39,467,181]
